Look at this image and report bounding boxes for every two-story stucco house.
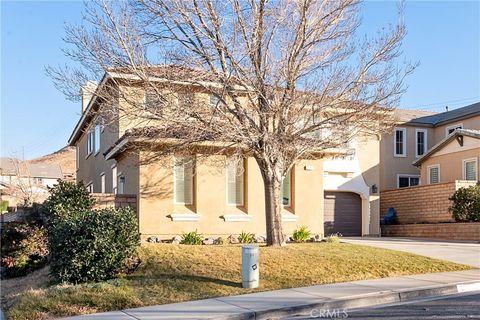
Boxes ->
[380,102,480,191]
[69,66,382,241]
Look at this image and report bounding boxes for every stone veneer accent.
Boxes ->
[382,223,480,241]
[91,193,137,212]
[380,180,477,224]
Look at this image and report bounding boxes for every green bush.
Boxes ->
[293,226,311,242]
[47,207,139,284]
[181,230,203,245]
[44,181,95,219]
[449,185,480,222]
[238,231,255,244]
[1,223,49,278]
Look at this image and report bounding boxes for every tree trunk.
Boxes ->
[259,168,285,246]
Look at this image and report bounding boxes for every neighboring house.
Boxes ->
[413,129,479,185]
[69,66,381,240]
[0,158,63,206]
[380,102,480,190]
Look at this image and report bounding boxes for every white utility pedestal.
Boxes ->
[242,245,259,288]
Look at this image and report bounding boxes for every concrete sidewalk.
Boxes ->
[65,269,480,320]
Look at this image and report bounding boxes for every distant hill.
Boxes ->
[28,146,76,181]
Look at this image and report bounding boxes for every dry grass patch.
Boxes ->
[6,242,471,320]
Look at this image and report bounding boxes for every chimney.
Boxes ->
[80,80,98,113]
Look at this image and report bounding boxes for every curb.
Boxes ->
[222,281,480,320]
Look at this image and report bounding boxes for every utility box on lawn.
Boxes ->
[242,245,259,288]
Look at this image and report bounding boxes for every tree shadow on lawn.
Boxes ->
[127,273,243,288]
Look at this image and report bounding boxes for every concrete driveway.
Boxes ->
[341,237,480,268]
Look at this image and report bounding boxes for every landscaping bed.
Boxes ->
[5,242,471,320]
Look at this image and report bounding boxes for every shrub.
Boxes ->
[1,222,48,278]
[47,207,139,284]
[44,181,95,220]
[214,237,225,245]
[181,230,203,245]
[326,233,342,243]
[449,185,480,222]
[238,231,255,244]
[293,226,311,242]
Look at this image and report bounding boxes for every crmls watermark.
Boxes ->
[310,308,348,318]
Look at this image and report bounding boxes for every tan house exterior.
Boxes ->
[380,102,480,191]
[413,129,479,185]
[69,67,381,241]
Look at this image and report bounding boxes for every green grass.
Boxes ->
[6,243,471,320]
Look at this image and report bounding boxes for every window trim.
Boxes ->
[462,158,478,181]
[100,172,106,193]
[86,181,93,193]
[393,127,407,157]
[76,145,79,171]
[427,164,440,184]
[173,157,194,205]
[396,174,420,188]
[445,123,463,136]
[117,172,125,195]
[415,128,428,158]
[282,170,292,207]
[226,158,245,206]
[94,122,102,156]
[111,164,117,194]
[86,129,94,158]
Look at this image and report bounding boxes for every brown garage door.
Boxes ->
[324,191,362,236]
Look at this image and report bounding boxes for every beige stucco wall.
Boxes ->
[418,138,479,185]
[137,152,324,240]
[75,117,120,193]
[380,126,434,191]
[433,115,480,144]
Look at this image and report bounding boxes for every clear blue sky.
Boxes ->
[1,1,479,160]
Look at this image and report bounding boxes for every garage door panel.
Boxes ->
[324,191,362,236]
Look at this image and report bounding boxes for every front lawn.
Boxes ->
[6,242,471,320]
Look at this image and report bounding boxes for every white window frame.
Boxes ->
[415,128,428,158]
[396,174,420,188]
[86,181,93,193]
[118,172,125,194]
[100,172,106,193]
[463,158,478,181]
[173,157,194,205]
[94,122,101,155]
[282,170,292,207]
[445,123,463,136]
[86,130,94,157]
[427,164,440,184]
[111,164,117,194]
[393,127,407,157]
[226,158,245,206]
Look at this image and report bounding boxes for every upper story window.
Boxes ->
[446,123,463,136]
[226,158,244,205]
[86,130,94,156]
[178,92,194,108]
[86,182,93,193]
[173,157,194,205]
[282,170,292,206]
[463,158,478,181]
[94,122,102,154]
[393,128,406,157]
[118,174,125,194]
[112,165,118,194]
[144,90,163,116]
[100,173,106,193]
[210,94,220,108]
[428,165,440,184]
[415,129,427,157]
[76,145,79,171]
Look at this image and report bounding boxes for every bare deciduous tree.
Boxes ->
[48,0,415,246]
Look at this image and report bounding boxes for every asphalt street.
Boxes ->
[287,291,480,319]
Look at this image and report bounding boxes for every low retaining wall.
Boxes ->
[91,193,137,212]
[381,222,480,241]
[380,180,476,224]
